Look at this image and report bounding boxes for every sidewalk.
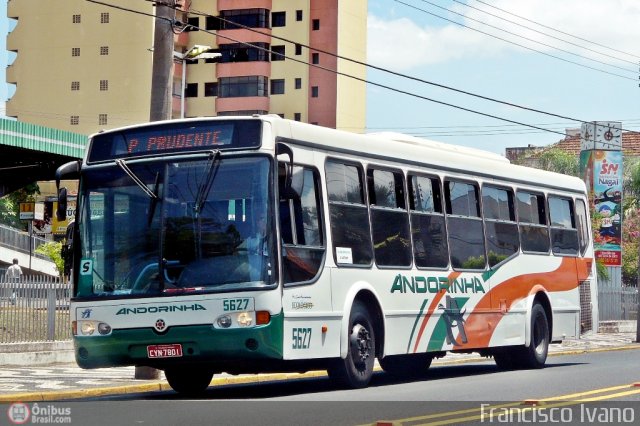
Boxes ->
[1,332,638,402]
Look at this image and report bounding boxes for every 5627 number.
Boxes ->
[292,327,312,350]
[223,298,249,312]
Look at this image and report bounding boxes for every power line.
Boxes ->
[394,0,637,81]
[84,0,636,140]
[450,0,639,67]
[189,7,639,136]
[472,0,640,60]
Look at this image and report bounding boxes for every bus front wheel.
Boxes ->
[328,301,376,388]
[165,367,213,395]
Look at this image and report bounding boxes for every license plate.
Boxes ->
[147,344,183,358]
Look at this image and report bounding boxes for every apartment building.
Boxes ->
[6,0,367,135]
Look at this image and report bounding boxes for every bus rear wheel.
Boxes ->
[328,301,376,388]
[165,367,213,395]
[519,302,550,369]
[380,353,432,378]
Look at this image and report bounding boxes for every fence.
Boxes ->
[598,267,639,321]
[0,275,71,343]
[0,224,51,259]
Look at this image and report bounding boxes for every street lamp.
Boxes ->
[173,45,222,119]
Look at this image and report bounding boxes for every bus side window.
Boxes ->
[408,174,448,269]
[367,167,411,267]
[325,160,372,266]
[445,179,486,270]
[548,196,579,256]
[575,199,590,256]
[516,191,550,253]
[280,167,325,284]
[482,185,519,267]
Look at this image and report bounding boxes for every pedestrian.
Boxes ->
[7,258,23,305]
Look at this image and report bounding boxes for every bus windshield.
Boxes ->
[75,155,275,298]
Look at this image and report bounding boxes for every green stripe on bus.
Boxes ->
[407,299,429,353]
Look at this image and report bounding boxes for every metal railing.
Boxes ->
[0,224,50,260]
[598,286,639,321]
[0,275,71,343]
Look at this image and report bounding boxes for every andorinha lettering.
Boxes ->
[391,274,485,294]
[127,130,228,154]
[116,303,206,315]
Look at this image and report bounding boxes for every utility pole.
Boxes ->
[149,0,176,122]
[136,0,175,381]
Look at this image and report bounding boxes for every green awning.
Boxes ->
[0,118,87,158]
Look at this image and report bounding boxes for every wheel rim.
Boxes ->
[533,313,548,356]
[350,323,372,366]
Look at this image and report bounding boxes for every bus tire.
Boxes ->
[380,353,432,378]
[519,302,550,369]
[328,301,376,388]
[165,367,213,395]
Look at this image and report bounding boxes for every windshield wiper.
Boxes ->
[193,150,221,217]
[115,159,158,200]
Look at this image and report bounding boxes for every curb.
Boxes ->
[1,345,639,402]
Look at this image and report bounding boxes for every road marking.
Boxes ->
[369,383,640,426]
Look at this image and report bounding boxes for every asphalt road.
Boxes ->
[33,347,637,426]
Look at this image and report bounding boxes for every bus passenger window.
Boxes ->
[326,161,372,266]
[445,180,485,270]
[482,186,519,267]
[408,174,448,268]
[548,196,579,256]
[517,191,550,253]
[280,167,325,284]
[367,168,411,267]
[575,199,590,255]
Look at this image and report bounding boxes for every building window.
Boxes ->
[98,114,107,125]
[271,45,285,61]
[218,76,268,98]
[204,82,218,97]
[71,48,80,57]
[311,86,319,97]
[220,8,269,29]
[100,13,109,23]
[295,78,302,89]
[100,46,109,55]
[185,83,198,98]
[312,19,320,30]
[296,10,303,21]
[295,44,302,55]
[72,14,81,24]
[70,115,79,125]
[270,79,285,95]
[294,113,301,121]
[219,42,269,63]
[312,52,319,64]
[206,16,220,30]
[272,11,286,27]
[71,81,80,91]
[99,80,108,91]
[185,17,199,31]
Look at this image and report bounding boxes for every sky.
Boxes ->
[1,0,639,155]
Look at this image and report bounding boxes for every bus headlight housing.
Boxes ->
[76,320,112,336]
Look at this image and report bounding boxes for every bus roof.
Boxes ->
[266,115,587,195]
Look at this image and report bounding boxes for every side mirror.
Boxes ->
[55,160,81,191]
[57,187,68,221]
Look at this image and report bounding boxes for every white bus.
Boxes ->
[56,116,595,394]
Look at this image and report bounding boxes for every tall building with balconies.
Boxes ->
[6,0,367,135]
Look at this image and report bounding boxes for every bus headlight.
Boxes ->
[237,312,253,327]
[77,321,112,336]
[216,315,232,328]
[80,321,96,336]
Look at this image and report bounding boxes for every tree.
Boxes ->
[0,183,40,230]
[35,241,64,278]
[534,148,580,177]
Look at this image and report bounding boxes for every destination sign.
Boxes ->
[87,119,262,163]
